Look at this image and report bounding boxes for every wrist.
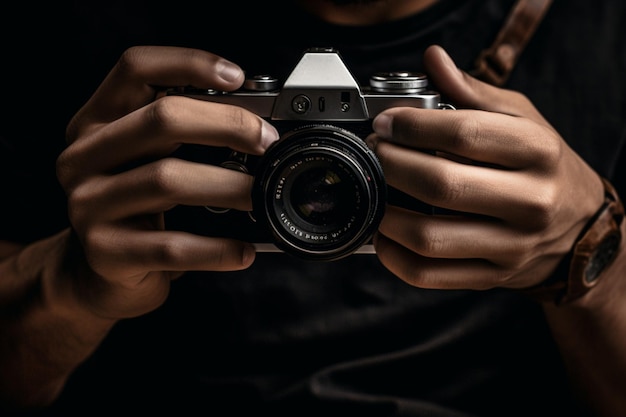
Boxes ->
[0,229,114,409]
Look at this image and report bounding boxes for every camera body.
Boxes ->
[169,47,448,261]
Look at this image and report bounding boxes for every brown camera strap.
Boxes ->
[472,0,553,86]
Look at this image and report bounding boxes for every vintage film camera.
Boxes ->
[169,47,451,261]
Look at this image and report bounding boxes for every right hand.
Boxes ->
[56,46,279,319]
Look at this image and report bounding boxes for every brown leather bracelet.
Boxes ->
[523,178,624,305]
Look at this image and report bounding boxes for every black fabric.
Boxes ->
[2,0,625,416]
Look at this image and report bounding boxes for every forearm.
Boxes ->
[0,229,115,410]
[543,220,626,416]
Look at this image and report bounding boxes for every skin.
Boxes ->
[1,0,625,414]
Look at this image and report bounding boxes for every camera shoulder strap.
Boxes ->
[472,0,553,86]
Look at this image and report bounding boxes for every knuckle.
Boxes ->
[409,224,444,257]
[146,96,182,133]
[80,228,120,279]
[146,158,182,196]
[66,183,96,226]
[65,111,98,145]
[81,228,100,252]
[116,46,150,77]
[81,228,106,266]
[55,148,75,187]
[523,185,558,229]
[152,237,186,266]
[65,194,78,221]
[539,131,563,168]
[522,121,563,168]
[56,144,89,191]
[427,167,464,206]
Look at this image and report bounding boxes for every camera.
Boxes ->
[169,47,450,261]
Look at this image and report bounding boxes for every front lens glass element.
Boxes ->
[290,165,355,227]
[253,125,386,261]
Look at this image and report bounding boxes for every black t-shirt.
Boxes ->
[2,0,624,416]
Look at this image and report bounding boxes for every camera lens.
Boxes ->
[290,166,354,227]
[252,124,386,261]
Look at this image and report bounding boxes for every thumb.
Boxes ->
[423,45,549,126]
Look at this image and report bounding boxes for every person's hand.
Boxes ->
[56,46,279,319]
[368,45,604,291]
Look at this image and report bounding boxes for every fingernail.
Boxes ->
[261,120,279,149]
[216,59,244,83]
[372,113,393,139]
[242,244,256,267]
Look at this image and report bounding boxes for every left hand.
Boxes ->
[368,45,604,291]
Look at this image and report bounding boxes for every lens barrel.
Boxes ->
[252,125,386,261]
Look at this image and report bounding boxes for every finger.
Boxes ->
[57,96,279,187]
[67,46,245,140]
[372,140,553,223]
[422,45,551,128]
[374,232,504,290]
[379,205,538,267]
[87,227,256,277]
[69,158,254,223]
[371,107,557,169]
